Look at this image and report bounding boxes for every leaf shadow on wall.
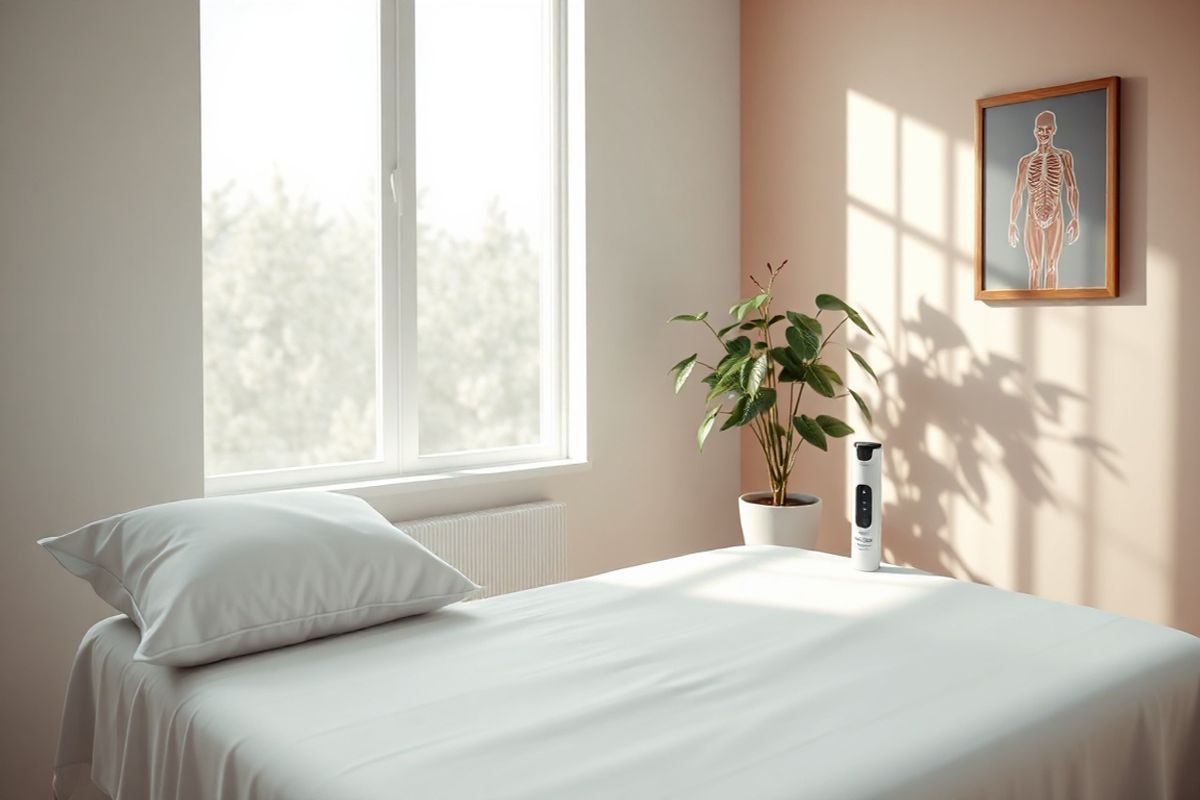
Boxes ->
[859,298,1123,586]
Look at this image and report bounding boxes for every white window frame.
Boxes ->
[204,0,585,495]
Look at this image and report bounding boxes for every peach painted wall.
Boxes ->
[741,0,1200,634]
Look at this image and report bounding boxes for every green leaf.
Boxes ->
[721,388,777,431]
[785,325,820,361]
[805,364,836,397]
[725,336,752,356]
[848,349,878,383]
[746,355,769,396]
[706,356,748,402]
[741,314,776,331]
[769,346,803,373]
[815,414,854,438]
[670,311,709,323]
[701,371,719,387]
[793,414,828,451]
[814,294,872,335]
[849,388,873,424]
[671,354,698,394]
[717,354,749,378]
[740,388,776,425]
[669,354,696,373]
[778,367,804,382]
[767,314,787,327]
[697,406,720,450]
[705,377,737,405]
[750,387,777,419]
[714,352,738,373]
[787,311,822,337]
[813,363,844,387]
[716,321,740,339]
[721,396,748,430]
[729,293,769,321]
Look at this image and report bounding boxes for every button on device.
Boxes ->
[855,484,872,528]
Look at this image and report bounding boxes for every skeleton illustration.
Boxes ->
[1008,110,1079,289]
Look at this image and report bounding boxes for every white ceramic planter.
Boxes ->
[738,492,822,549]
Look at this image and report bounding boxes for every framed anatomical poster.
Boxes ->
[975,76,1119,300]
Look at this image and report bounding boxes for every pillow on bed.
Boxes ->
[38,491,479,667]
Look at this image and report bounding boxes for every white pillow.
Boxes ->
[39,491,479,667]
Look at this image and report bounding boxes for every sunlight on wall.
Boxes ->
[843,87,1177,623]
[843,202,893,530]
[846,206,897,322]
[952,141,974,259]
[899,234,945,314]
[846,91,896,216]
[900,117,946,241]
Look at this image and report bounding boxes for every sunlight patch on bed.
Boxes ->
[684,565,943,616]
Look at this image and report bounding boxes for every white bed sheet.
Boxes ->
[54,545,1200,800]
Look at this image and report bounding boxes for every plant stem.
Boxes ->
[753,417,782,496]
[817,316,848,353]
[702,319,724,344]
[755,277,787,503]
[748,420,779,489]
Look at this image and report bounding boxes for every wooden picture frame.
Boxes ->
[975,76,1119,300]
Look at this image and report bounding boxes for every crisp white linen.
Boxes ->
[39,491,478,666]
[54,546,1200,800]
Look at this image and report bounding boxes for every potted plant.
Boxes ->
[669,261,878,548]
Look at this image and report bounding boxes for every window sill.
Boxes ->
[303,458,591,500]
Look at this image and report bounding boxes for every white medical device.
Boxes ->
[851,442,883,571]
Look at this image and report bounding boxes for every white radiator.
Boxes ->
[396,501,567,599]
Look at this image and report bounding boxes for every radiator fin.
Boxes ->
[396,501,567,599]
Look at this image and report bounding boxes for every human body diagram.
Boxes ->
[1008,110,1079,290]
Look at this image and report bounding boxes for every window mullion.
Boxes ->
[378,0,401,475]
[542,0,568,457]
[394,0,419,472]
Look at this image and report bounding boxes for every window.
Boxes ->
[201,0,583,492]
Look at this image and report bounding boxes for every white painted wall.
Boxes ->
[0,0,741,795]
[0,3,205,795]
